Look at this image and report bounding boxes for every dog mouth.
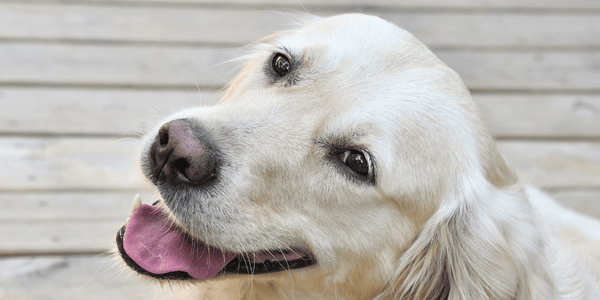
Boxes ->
[115,196,316,280]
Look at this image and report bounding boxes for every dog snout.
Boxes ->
[149,118,218,187]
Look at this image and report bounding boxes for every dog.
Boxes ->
[115,14,600,299]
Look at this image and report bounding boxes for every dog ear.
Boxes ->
[376,163,555,299]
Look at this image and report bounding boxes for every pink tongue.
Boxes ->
[123,204,237,279]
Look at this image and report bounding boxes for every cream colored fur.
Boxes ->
[131,14,600,299]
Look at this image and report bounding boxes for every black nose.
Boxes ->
[148,118,218,187]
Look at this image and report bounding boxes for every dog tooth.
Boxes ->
[131,194,142,214]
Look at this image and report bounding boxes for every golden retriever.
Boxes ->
[115,14,600,299]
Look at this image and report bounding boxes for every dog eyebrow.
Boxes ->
[313,130,372,154]
[315,122,374,143]
[275,45,294,56]
[314,134,353,149]
[253,34,296,57]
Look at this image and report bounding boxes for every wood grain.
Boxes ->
[436,51,600,91]
[2,44,599,90]
[0,43,241,88]
[0,220,124,254]
[499,141,600,188]
[474,94,600,138]
[0,255,155,299]
[0,88,221,135]
[0,137,146,191]
[2,4,600,47]
[0,192,158,221]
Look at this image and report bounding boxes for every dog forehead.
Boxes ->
[277,14,415,65]
[291,14,402,43]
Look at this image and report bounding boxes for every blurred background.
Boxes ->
[0,0,599,299]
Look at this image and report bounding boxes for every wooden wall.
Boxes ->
[0,1,598,298]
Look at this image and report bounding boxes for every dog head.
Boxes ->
[116,14,550,299]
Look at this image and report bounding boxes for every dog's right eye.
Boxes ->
[339,150,370,176]
[272,54,291,77]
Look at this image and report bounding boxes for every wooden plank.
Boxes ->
[0,137,145,191]
[0,137,598,191]
[0,43,240,88]
[24,0,600,10]
[473,94,600,138]
[549,189,600,219]
[436,51,600,91]
[0,192,158,221]
[382,13,600,48]
[0,88,221,135]
[498,141,600,188]
[1,44,599,91]
[0,4,291,46]
[1,89,598,138]
[2,4,600,47]
[0,220,124,254]
[0,192,156,254]
[0,255,155,299]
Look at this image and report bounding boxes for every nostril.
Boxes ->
[158,127,169,147]
[173,158,190,180]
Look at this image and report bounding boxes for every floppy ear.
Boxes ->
[376,151,555,300]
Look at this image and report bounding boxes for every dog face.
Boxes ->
[117,14,532,299]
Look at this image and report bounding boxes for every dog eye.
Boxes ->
[339,150,370,176]
[272,54,291,76]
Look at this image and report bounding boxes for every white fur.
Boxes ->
[128,14,600,299]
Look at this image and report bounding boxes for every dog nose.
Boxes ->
[149,118,218,186]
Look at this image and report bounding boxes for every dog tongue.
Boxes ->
[123,204,237,279]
